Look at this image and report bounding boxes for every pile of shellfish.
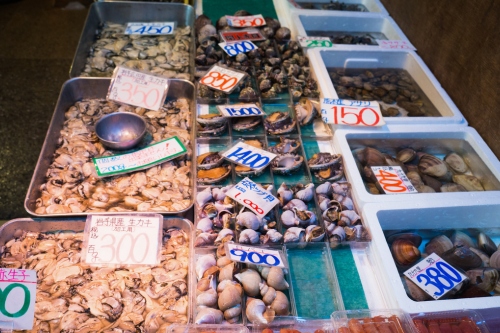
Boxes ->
[388,229,500,300]
[0,228,190,333]
[268,138,304,175]
[354,146,487,194]
[35,98,193,214]
[81,23,191,79]
[307,152,344,182]
[197,152,232,184]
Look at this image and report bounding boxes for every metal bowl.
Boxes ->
[95,112,147,150]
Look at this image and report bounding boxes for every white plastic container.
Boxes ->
[308,49,467,125]
[333,126,500,208]
[287,0,389,15]
[292,12,409,50]
[363,199,500,313]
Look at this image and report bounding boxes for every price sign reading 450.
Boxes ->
[199,64,247,93]
[0,269,37,330]
[404,253,467,300]
[107,66,169,111]
[225,243,287,268]
[371,166,418,194]
[125,22,176,35]
[321,98,386,127]
[226,14,266,27]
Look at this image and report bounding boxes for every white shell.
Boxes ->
[245,298,268,324]
[236,211,262,230]
[215,228,234,244]
[332,182,350,196]
[239,229,260,244]
[266,229,283,243]
[340,210,361,226]
[295,183,314,202]
[284,227,305,243]
[277,182,293,205]
[283,199,307,211]
[280,210,299,227]
[270,290,289,315]
[315,182,332,196]
[213,185,232,201]
[266,267,289,290]
[196,187,213,207]
[195,307,223,324]
[196,288,218,307]
[218,284,242,311]
[197,218,213,232]
[195,254,216,280]
[235,269,261,297]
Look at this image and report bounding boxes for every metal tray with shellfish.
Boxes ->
[70,2,195,80]
[25,78,196,216]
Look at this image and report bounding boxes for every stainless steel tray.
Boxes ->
[70,1,195,79]
[25,77,196,216]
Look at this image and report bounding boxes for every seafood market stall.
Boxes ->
[1,0,500,332]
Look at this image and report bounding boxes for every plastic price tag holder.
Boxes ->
[92,136,187,178]
[125,22,176,35]
[371,166,418,194]
[220,29,266,42]
[404,253,468,300]
[199,64,247,94]
[226,177,279,218]
[0,269,37,330]
[221,141,277,172]
[297,36,334,48]
[219,40,258,56]
[226,14,266,28]
[320,98,386,127]
[217,103,264,117]
[82,213,163,267]
[225,243,288,268]
[107,66,169,111]
[376,40,416,50]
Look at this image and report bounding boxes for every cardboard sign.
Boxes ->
[371,166,418,194]
[219,40,258,56]
[321,98,386,126]
[0,269,37,330]
[377,40,416,50]
[226,178,278,218]
[107,66,169,111]
[222,141,277,171]
[199,64,247,93]
[125,22,176,35]
[298,36,333,48]
[217,104,264,117]
[220,29,266,42]
[82,214,163,266]
[226,14,266,27]
[226,243,287,268]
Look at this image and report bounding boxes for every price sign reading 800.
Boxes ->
[404,253,467,299]
[199,65,246,93]
[225,243,286,268]
[219,41,257,57]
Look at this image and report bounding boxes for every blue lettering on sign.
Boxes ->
[415,261,463,297]
[224,107,262,116]
[226,147,270,169]
[230,248,280,266]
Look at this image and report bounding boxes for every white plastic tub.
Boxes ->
[308,49,467,125]
[363,199,500,313]
[287,0,389,15]
[333,126,500,208]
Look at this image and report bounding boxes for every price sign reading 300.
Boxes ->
[321,98,386,127]
[199,65,246,93]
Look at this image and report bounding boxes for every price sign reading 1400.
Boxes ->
[225,243,287,268]
[371,166,418,194]
[199,65,247,93]
[0,269,37,330]
[321,98,386,127]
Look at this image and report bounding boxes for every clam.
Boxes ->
[357,147,387,166]
[307,153,342,171]
[450,231,475,248]
[268,137,301,154]
[271,154,303,174]
[414,184,435,193]
[406,171,424,186]
[235,269,261,297]
[295,98,318,126]
[490,250,500,269]
[418,153,448,178]
[440,183,467,192]
[452,174,484,191]
[391,239,421,266]
[266,267,289,290]
[239,229,260,244]
[284,227,305,243]
[283,198,307,211]
[441,245,482,270]
[277,182,294,206]
[232,116,262,132]
[197,165,232,184]
[445,152,469,174]
[396,148,416,163]
[466,268,499,293]
[478,232,497,256]
[294,183,315,202]
[386,232,422,247]
[197,151,224,170]
[305,225,325,242]
[469,247,490,267]
[424,235,453,256]
[264,112,296,135]
[402,276,431,301]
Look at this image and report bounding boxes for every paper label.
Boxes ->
[222,142,277,171]
[220,29,266,42]
[298,36,333,48]
[217,103,264,117]
[199,64,247,93]
[404,253,467,300]
[226,178,278,218]
[376,40,416,50]
[82,214,162,266]
[371,166,418,194]
[321,98,386,126]
[107,66,169,111]
[0,269,36,330]
[226,14,266,27]
[225,243,287,268]
[125,22,176,35]
[93,137,187,177]
[219,40,258,56]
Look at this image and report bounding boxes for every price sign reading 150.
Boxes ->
[321,98,386,127]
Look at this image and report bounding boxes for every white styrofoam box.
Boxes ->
[288,0,389,16]
[307,48,467,125]
[362,199,500,313]
[292,12,409,51]
[333,126,500,208]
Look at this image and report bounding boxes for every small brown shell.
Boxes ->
[424,235,453,256]
[445,152,469,174]
[391,239,421,266]
[418,153,448,178]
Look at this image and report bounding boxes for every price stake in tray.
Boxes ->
[217,103,264,117]
[404,253,467,300]
[125,22,176,35]
[321,98,386,127]
[0,268,37,330]
[82,214,163,266]
[226,177,279,218]
[222,141,277,171]
[220,29,266,42]
[199,64,247,93]
[298,36,333,48]
[377,40,416,51]
[93,136,187,177]
[225,243,287,268]
[107,66,169,111]
[219,40,258,56]
[226,14,266,27]
[371,166,418,194]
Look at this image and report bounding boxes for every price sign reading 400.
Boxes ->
[371,166,418,194]
[0,268,37,330]
[321,98,386,127]
[199,64,247,93]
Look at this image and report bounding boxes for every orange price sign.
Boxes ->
[371,166,418,194]
[226,14,266,27]
[199,64,247,93]
[321,98,386,127]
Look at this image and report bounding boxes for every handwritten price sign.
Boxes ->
[83,214,162,266]
[93,137,187,177]
[371,166,418,194]
[199,65,246,93]
[404,253,467,299]
[220,29,266,42]
[217,103,264,117]
[298,36,333,48]
[226,14,266,27]
[125,22,176,35]
[226,177,278,218]
[225,243,287,268]
[321,98,386,127]
[108,66,169,111]
[219,40,257,56]
[222,141,277,171]
[376,40,416,50]
[0,269,36,330]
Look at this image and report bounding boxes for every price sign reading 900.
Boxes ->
[225,243,287,268]
[371,166,418,194]
[199,65,246,93]
[321,98,385,127]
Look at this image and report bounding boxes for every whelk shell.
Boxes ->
[283,227,305,243]
[245,298,268,324]
[283,198,307,211]
[239,229,260,244]
[294,183,315,202]
[265,267,289,290]
[277,182,294,206]
[218,284,242,311]
[235,269,261,297]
